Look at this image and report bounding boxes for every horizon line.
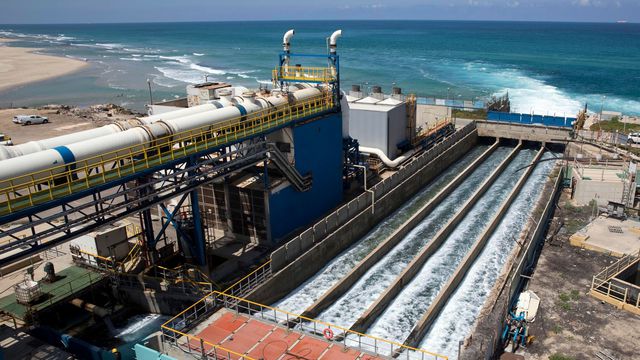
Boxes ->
[0,18,637,26]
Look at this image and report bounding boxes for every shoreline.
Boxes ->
[0,38,88,93]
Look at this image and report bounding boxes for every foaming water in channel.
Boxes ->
[314,147,515,329]
[363,149,536,344]
[273,145,490,314]
[417,153,557,359]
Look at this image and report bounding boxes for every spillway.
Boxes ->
[418,152,556,358]
[315,147,520,328]
[266,139,558,359]
[364,149,535,341]
[274,144,492,313]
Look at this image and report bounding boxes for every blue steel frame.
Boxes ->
[0,109,336,267]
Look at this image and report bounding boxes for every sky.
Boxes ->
[1,0,638,24]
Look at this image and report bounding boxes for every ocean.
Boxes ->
[0,21,638,115]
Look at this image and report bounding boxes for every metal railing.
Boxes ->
[590,249,640,311]
[162,291,448,360]
[161,290,255,360]
[272,66,336,83]
[0,93,334,216]
[592,249,640,288]
[35,270,104,309]
[221,260,272,298]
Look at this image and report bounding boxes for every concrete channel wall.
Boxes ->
[247,123,479,305]
[476,121,572,144]
[459,166,564,360]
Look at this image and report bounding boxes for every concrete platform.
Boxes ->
[570,216,640,257]
[190,309,386,360]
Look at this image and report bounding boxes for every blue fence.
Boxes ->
[416,96,485,109]
[487,111,576,128]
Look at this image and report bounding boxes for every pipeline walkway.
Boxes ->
[0,94,334,266]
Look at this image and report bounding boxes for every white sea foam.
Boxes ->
[95,43,125,50]
[189,63,225,75]
[154,66,204,85]
[193,52,205,56]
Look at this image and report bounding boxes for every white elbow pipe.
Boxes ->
[360,146,415,169]
[283,29,295,50]
[329,30,342,53]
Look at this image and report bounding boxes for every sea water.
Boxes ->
[0,21,638,115]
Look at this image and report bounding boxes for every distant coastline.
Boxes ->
[0,38,87,92]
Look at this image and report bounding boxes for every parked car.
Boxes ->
[0,133,12,146]
[13,115,49,125]
[627,132,640,144]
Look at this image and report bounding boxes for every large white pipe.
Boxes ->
[360,146,416,169]
[329,30,342,53]
[0,103,220,161]
[283,29,295,51]
[0,87,322,188]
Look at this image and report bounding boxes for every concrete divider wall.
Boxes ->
[249,123,478,305]
[459,166,564,360]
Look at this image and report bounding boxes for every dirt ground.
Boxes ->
[524,190,640,360]
[0,104,141,145]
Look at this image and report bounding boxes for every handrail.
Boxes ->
[0,93,334,215]
[221,260,272,297]
[161,290,447,360]
[273,66,336,83]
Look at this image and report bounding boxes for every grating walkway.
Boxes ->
[193,310,386,360]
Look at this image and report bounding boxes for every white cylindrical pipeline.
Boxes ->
[0,124,125,160]
[0,104,220,161]
[164,107,242,134]
[291,88,322,101]
[0,149,65,188]
[140,103,218,124]
[0,87,325,188]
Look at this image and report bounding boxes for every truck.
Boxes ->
[13,115,49,125]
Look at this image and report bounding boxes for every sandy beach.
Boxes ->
[0,38,87,92]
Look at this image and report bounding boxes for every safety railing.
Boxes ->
[221,260,272,298]
[590,249,640,312]
[162,291,448,360]
[0,93,334,216]
[592,249,640,288]
[161,290,254,359]
[272,66,336,83]
[34,270,104,309]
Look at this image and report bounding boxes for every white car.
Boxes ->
[13,115,49,125]
[627,133,640,144]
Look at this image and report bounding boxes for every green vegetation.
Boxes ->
[550,354,575,360]
[452,108,487,120]
[552,324,563,334]
[558,289,581,311]
[570,289,580,301]
[589,116,640,134]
